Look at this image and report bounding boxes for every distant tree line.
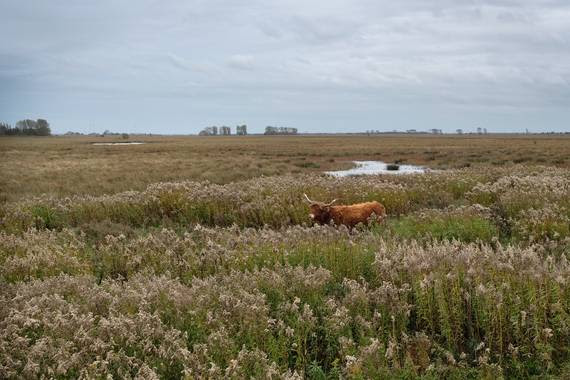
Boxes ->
[264,126,297,135]
[0,119,51,136]
[199,125,248,136]
[236,124,247,135]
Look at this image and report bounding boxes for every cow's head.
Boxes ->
[303,194,337,224]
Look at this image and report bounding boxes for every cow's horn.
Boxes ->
[303,193,314,203]
[325,199,337,206]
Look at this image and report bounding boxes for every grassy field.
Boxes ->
[1,134,569,202]
[1,135,570,379]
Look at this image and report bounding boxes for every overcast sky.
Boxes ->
[1,1,569,134]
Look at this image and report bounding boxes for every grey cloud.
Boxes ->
[227,55,255,70]
[1,0,569,133]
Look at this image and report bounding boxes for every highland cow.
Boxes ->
[304,194,386,228]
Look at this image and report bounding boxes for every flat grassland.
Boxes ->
[1,134,568,202]
[1,134,570,379]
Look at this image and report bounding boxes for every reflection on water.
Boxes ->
[325,161,428,177]
[92,142,146,146]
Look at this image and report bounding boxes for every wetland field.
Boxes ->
[1,134,570,379]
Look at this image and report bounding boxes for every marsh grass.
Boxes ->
[386,215,498,243]
[1,134,569,202]
[1,149,570,378]
[2,227,570,378]
[0,168,502,233]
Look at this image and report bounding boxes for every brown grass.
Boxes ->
[1,134,569,202]
[1,134,570,378]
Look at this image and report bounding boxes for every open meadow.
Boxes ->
[1,135,570,379]
[1,134,569,202]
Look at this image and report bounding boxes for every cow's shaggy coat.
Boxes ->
[304,194,386,228]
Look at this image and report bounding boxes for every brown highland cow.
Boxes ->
[304,194,386,228]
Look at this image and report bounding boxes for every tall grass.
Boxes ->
[1,165,570,378]
[2,134,569,203]
[2,228,570,378]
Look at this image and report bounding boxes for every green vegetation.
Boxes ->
[1,134,569,203]
[0,119,51,136]
[1,136,570,378]
[386,214,498,243]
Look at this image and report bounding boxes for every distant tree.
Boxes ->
[264,126,297,135]
[35,119,51,136]
[16,119,36,135]
[0,122,14,135]
[121,133,129,140]
[10,119,52,136]
[236,124,247,135]
[456,129,463,135]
